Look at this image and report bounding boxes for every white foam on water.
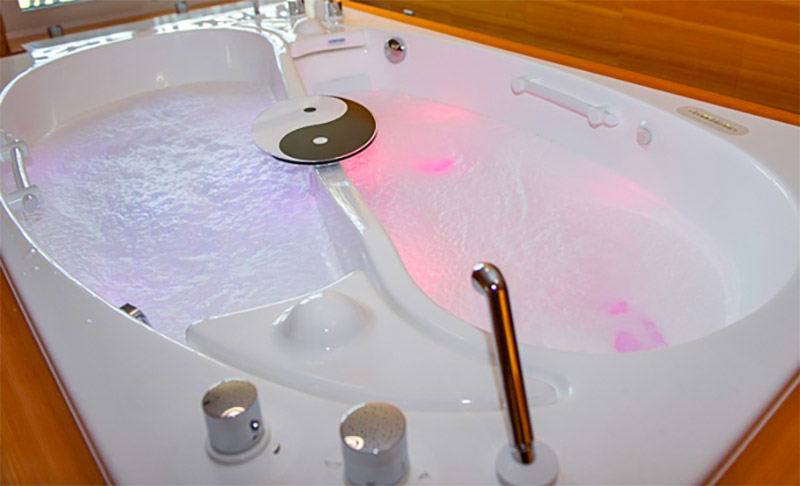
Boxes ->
[343,90,738,353]
[20,82,346,343]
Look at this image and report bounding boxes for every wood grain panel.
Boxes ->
[355,0,800,115]
[618,8,746,97]
[629,0,799,43]
[1,272,106,485]
[739,35,800,114]
[716,384,800,485]
[0,14,10,58]
[521,2,623,64]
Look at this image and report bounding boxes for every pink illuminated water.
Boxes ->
[21,83,345,342]
[343,90,736,353]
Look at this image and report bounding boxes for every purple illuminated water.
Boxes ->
[21,82,345,342]
[343,90,737,353]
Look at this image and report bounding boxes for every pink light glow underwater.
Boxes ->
[608,300,629,315]
[415,157,458,174]
[408,102,475,122]
[610,301,669,352]
[340,90,730,353]
[614,330,641,353]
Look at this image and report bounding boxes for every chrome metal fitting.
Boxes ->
[203,379,267,456]
[340,402,409,485]
[384,37,406,64]
[288,0,306,17]
[120,303,151,326]
[47,25,64,38]
[2,138,40,213]
[322,1,343,31]
[173,1,188,14]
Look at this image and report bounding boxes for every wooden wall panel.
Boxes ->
[0,13,11,58]
[716,384,800,485]
[355,0,800,114]
[1,274,106,485]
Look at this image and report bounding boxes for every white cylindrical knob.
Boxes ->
[340,402,409,486]
[202,379,266,455]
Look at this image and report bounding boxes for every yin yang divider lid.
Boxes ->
[252,95,377,165]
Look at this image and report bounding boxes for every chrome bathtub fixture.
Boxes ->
[1,138,40,213]
[471,263,534,463]
[47,25,64,38]
[322,1,344,31]
[250,0,260,16]
[288,0,306,22]
[119,303,151,327]
[511,75,619,128]
[202,379,269,460]
[174,1,189,14]
[340,402,409,486]
[472,263,559,485]
[385,37,406,64]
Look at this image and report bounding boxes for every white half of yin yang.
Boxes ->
[252,95,348,162]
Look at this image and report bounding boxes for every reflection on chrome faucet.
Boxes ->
[472,262,535,464]
[322,0,343,32]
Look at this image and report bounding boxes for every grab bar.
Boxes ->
[511,75,619,128]
[472,262,535,464]
[1,138,40,212]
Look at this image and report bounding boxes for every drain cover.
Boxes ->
[252,95,376,165]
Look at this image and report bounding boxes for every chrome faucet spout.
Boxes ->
[472,262,535,464]
[321,1,343,31]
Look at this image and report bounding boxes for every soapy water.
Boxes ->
[17,83,737,353]
[21,82,346,343]
[343,90,738,353]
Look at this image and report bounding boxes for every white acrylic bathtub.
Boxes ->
[1,2,797,484]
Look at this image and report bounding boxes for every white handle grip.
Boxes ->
[511,76,619,128]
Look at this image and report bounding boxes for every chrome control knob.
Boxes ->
[340,402,409,486]
[202,379,267,455]
[384,37,407,63]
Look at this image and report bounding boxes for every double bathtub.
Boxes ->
[0,3,797,484]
